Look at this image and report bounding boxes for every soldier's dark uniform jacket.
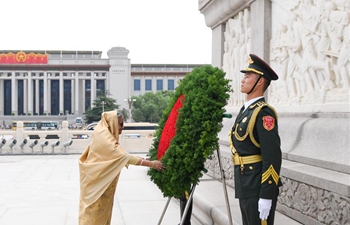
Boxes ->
[230,98,282,200]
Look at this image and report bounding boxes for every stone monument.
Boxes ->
[199,0,349,224]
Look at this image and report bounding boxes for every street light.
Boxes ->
[102,101,105,113]
[124,97,136,122]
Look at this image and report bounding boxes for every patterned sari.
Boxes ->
[78,111,132,225]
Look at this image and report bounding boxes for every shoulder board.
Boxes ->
[249,101,267,109]
[250,101,278,120]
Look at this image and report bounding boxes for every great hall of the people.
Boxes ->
[0,47,202,116]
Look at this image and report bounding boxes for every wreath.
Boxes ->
[147,65,232,198]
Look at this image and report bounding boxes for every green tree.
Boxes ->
[132,91,174,123]
[84,91,120,123]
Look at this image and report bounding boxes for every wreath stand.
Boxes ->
[157,148,234,225]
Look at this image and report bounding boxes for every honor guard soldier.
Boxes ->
[230,54,282,225]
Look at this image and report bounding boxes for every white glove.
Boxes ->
[258,198,272,220]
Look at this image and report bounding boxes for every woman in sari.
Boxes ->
[79,110,164,225]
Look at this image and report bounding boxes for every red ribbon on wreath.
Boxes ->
[157,94,184,160]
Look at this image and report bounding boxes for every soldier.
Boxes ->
[230,54,282,225]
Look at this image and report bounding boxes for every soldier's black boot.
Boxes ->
[179,193,192,225]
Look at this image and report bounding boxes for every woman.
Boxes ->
[78,110,164,225]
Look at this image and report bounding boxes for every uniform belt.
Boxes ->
[231,154,262,166]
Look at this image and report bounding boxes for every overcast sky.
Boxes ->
[0,0,212,64]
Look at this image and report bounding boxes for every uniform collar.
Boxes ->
[243,96,264,112]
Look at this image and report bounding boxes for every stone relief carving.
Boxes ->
[269,0,350,105]
[222,0,349,106]
[279,176,350,225]
[204,152,234,181]
[223,8,251,107]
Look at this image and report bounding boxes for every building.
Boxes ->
[0,47,204,116]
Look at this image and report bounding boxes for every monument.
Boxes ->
[199,0,349,224]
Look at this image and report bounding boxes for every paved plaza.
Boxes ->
[0,154,201,225]
[0,154,302,225]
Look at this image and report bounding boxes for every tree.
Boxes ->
[84,91,120,123]
[132,91,174,123]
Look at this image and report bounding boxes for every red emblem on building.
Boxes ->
[262,116,275,131]
[0,52,48,64]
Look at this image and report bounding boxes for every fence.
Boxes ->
[0,121,155,154]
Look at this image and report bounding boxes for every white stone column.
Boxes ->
[164,76,168,90]
[82,80,86,112]
[75,72,79,115]
[27,72,33,115]
[152,75,156,92]
[35,79,39,114]
[211,24,226,68]
[250,0,271,61]
[23,79,27,115]
[47,77,51,115]
[43,71,48,115]
[71,78,75,115]
[141,76,145,95]
[59,71,64,114]
[0,80,3,115]
[90,71,95,109]
[11,71,17,115]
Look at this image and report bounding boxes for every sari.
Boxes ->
[78,111,132,225]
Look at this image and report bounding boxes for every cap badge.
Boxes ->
[248,56,254,64]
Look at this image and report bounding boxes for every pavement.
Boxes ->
[0,153,302,225]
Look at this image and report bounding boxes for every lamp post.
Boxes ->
[102,101,105,113]
[124,97,136,122]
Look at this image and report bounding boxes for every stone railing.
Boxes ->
[0,121,154,154]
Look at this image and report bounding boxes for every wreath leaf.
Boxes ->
[148,65,232,198]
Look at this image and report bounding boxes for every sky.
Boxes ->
[1,0,212,64]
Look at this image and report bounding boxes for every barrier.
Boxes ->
[0,139,6,153]
[19,139,28,153]
[51,141,60,153]
[9,139,17,153]
[40,141,49,153]
[0,121,155,154]
[29,140,38,153]
[62,139,73,153]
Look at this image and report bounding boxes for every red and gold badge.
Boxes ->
[262,116,275,131]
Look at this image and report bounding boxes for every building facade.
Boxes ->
[0,47,203,116]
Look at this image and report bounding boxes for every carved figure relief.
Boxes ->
[223,8,251,107]
[269,0,350,105]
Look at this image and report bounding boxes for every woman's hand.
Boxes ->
[151,160,166,171]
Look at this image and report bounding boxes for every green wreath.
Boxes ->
[147,65,232,198]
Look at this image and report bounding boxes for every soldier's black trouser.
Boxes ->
[179,193,192,225]
[238,191,278,225]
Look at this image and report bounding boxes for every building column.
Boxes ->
[75,72,79,115]
[71,78,75,115]
[0,80,4,115]
[90,71,95,109]
[27,72,33,115]
[11,71,17,115]
[35,79,39,114]
[82,80,86,112]
[59,71,64,115]
[43,71,48,115]
[152,76,156,92]
[250,0,272,60]
[141,76,145,95]
[211,23,226,68]
[23,79,28,115]
[164,76,168,90]
[250,0,272,101]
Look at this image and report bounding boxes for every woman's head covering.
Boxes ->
[79,110,131,207]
